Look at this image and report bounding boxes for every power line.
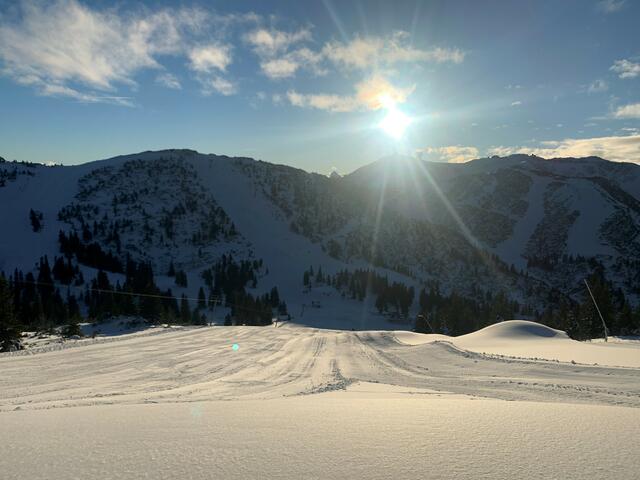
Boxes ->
[10,278,279,317]
[20,278,220,304]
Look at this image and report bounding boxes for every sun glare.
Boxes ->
[378,107,412,139]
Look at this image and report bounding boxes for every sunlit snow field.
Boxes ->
[2,321,639,479]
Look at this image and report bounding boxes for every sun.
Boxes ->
[378,107,412,139]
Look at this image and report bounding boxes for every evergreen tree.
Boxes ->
[197,287,206,309]
[269,287,280,308]
[175,270,188,288]
[61,319,82,338]
[180,294,190,324]
[375,294,385,314]
[29,209,43,232]
[0,275,21,351]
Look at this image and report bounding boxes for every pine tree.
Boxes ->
[61,319,82,338]
[29,209,42,232]
[197,287,206,310]
[375,294,385,314]
[175,270,188,288]
[0,275,21,351]
[269,287,280,308]
[180,294,190,324]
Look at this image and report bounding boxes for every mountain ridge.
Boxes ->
[1,149,638,334]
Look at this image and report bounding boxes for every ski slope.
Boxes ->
[1,322,639,479]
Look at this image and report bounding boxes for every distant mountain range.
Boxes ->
[1,150,638,329]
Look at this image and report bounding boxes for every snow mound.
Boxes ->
[393,320,640,368]
[453,320,640,368]
[458,320,568,341]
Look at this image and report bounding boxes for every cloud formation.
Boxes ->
[0,0,240,102]
[286,75,415,112]
[587,79,608,93]
[245,28,463,81]
[244,27,326,79]
[0,2,463,106]
[323,31,464,70]
[612,103,640,119]
[488,134,640,163]
[155,73,182,90]
[610,59,640,79]
[244,28,311,57]
[0,0,212,102]
[417,146,480,163]
[596,0,626,13]
[188,45,233,73]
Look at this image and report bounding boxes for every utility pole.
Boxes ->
[584,279,609,342]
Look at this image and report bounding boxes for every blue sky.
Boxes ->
[0,0,639,173]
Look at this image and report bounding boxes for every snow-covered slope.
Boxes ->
[344,154,640,302]
[1,150,639,330]
[1,323,639,479]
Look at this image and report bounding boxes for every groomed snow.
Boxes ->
[1,322,639,479]
[393,320,640,368]
[2,395,639,480]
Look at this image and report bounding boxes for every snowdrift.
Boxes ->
[395,320,640,368]
[458,320,568,340]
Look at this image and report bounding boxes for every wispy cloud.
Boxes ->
[511,101,522,107]
[286,74,414,112]
[286,91,359,112]
[187,44,236,94]
[11,71,135,106]
[244,28,311,57]
[596,0,626,13]
[188,45,233,73]
[323,31,464,70]
[587,79,608,93]
[416,146,479,163]
[488,133,640,163]
[0,1,203,96]
[244,27,324,79]
[247,28,464,80]
[258,48,325,79]
[204,76,236,96]
[612,103,640,119]
[155,73,182,90]
[0,0,243,103]
[610,59,640,79]
[0,2,462,106]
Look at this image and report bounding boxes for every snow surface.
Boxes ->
[394,320,640,368]
[493,176,550,268]
[1,322,639,478]
[2,396,639,480]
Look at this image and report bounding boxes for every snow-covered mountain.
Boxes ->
[1,150,638,329]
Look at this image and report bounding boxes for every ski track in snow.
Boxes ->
[2,325,639,412]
